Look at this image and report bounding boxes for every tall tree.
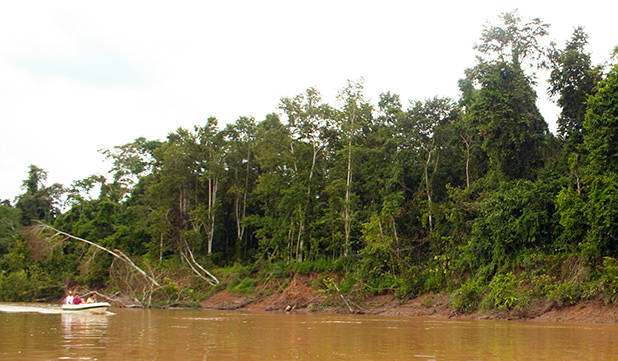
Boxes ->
[407,97,459,229]
[467,10,550,180]
[580,66,618,258]
[195,117,226,255]
[548,27,601,193]
[222,116,257,257]
[373,92,407,251]
[0,204,20,256]
[251,113,298,260]
[335,80,372,256]
[455,78,485,189]
[549,27,599,144]
[474,10,549,70]
[280,88,332,261]
[15,165,64,225]
[101,137,162,201]
[469,62,549,179]
[146,127,200,257]
[583,65,618,175]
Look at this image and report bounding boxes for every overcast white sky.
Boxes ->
[1,0,616,202]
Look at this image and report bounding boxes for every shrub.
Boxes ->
[422,255,450,293]
[482,272,529,312]
[584,175,618,260]
[528,274,554,298]
[0,271,33,301]
[599,257,618,303]
[548,280,581,307]
[162,277,179,296]
[580,279,603,301]
[292,259,334,275]
[555,188,587,250]
[311,258,335,273]
[451,278,482,313]
[218,263,253,282]
[421,295,435,308]
[355,237,400,295]
[337,274,358,294]
[467,179,558,268]
[259,260,291,280]
[394,266,422,299]
[0,266,61,302]
[519,252,547,276]
[229,277,257,295]
[293,261,313,275]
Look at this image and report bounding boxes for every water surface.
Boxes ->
[1,303,616,360]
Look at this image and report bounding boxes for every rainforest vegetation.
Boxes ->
[1,12,617,313]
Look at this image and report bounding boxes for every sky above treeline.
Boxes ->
[1,0,616,202]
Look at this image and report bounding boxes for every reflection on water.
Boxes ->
[60,312,111,360]
[62,312,110,336]
[1,304,617,361]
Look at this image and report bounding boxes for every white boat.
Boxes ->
[62,302,111,313]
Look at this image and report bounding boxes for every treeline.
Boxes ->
[1,12,617,310]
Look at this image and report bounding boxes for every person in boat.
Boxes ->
[64,290,74,305]
[73,292,83,305]
[86,294,96,304]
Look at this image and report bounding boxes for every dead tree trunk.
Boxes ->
[182,239,219,285]
[460,134,471,189]
[424,149,433,230]
[207,177,218,254]
[34,222,160,288]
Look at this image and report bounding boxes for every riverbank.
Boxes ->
[199,274,618,323]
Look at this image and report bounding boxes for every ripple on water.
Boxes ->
[177,317,225,321]
[0,303,62,314]
[319,320,362,324]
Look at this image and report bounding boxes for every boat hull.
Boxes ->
[62,302,111,313]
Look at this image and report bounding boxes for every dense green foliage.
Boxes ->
[1,12,616,313]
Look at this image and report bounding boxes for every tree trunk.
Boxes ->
[391,215,399,257]
[296,144,319,262]
[344,136,352,256]
[241,146,251,244]
[296,213,304,262]
[461,135,471,189]
[182,239,219,285]
[575,154,581,195]
[234,146,251,248]
[159,232,163,264]
[424,149,433,230]
[207,177,218,254]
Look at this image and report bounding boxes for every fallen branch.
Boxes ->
[182,239,219,285]
[324,278,355,313]
[181,249,217,286]
[34,222,161,288]
[333,282,355,313]
[82,290,128,307]
[113,248,161,288]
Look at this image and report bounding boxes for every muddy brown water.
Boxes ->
[1,303,617,360]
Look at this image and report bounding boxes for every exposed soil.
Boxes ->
[200,274,618,323]
[533,301,618,323]
[200,290,251,310]
[202,274,326,313]
[248,275,326,312]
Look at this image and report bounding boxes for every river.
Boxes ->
[1,303,616,360]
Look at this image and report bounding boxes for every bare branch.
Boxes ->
[34,221,160,288]
[332,281,355,314]
[181,250,217,286]
[180,241,219,285]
